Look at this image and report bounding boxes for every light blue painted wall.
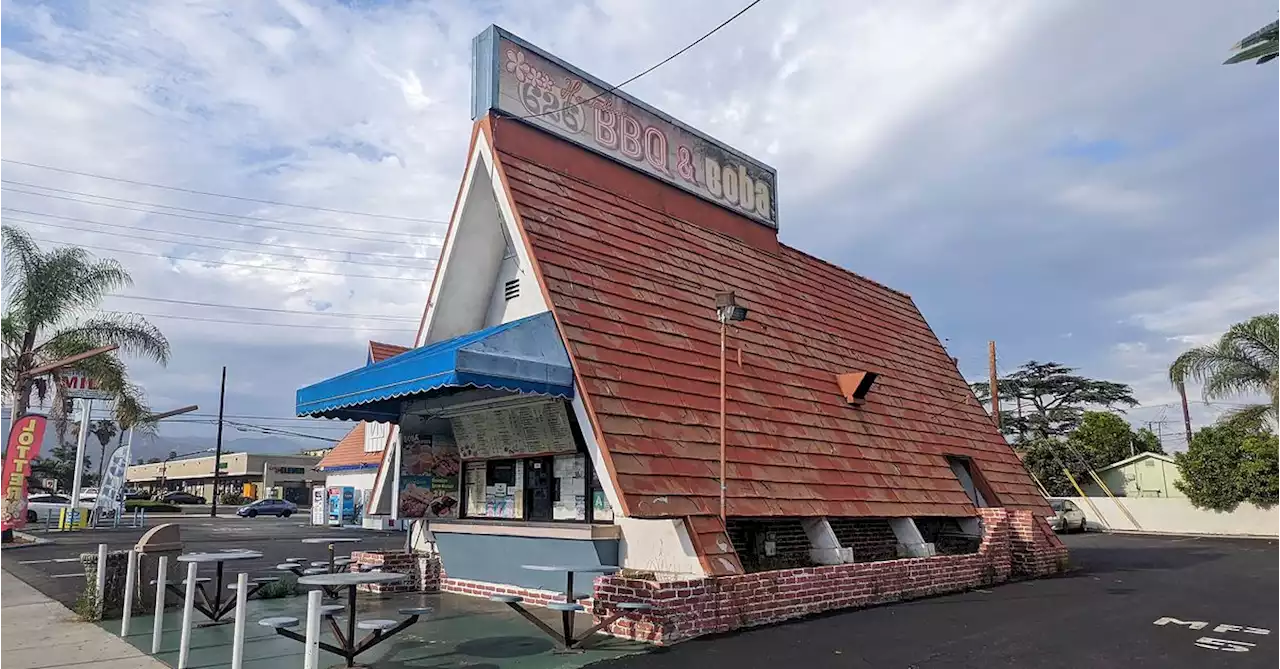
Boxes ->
[435,533,619,596]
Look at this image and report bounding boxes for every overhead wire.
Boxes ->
[1,189,439,245]
[2,209,436,262]
[518,0,766,120]
[128,312,416,332]
[1,158,449,224]
[25,234,431,281]
[9,216,438,269]
[106,295,418,321]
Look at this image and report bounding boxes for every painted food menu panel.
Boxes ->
[451,401,575,459]
[398,434,460,519]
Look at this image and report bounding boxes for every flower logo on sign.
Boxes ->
[505,48,552,91]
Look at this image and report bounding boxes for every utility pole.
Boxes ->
[988,341,1001,430]
[1177,382,1194,444]
[210,366,227,518]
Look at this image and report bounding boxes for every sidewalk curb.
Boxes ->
[2,532,54,549]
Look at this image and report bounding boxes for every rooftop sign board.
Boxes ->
[471,26,779,229]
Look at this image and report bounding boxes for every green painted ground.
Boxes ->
[105,591,648,669]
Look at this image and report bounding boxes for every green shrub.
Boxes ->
[220,493,252,506]
[124,500,182,513]
[256,575,298,599]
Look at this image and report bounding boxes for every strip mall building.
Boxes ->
[297,26,1067,643]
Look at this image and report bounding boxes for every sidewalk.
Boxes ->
[1,569,168,669]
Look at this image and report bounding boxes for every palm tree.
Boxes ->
[2,226,170,436]
[1170,313,1279,431]
[1225,20,1278,65]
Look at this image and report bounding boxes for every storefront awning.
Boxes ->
[295,312,574,422]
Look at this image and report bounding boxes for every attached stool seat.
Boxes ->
[302,567,326,575]
[181,577,211,585]
[310,561,329,567]
[489,594,523,604]
[356,619,399,631]
[258,617,299,629]
[275,563,300,571]
[617,602,653,611]
[285,557,306,563]
[254,576,282,583]
[318,604,345,616]
[398,607,432,616]
[546,602,585,613]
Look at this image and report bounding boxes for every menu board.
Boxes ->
[452,401,575,459]
[398,434,460,519]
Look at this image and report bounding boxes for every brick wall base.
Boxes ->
[351,550,421,594]
[590,508,1065,645]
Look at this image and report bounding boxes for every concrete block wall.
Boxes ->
[1064,496,1279,537]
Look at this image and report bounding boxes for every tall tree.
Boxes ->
[971,361,1138,441]
[1,226,169,435]
[1018,412,1162,497]
[1169,313,1278,432]
[1176,423,1278,511]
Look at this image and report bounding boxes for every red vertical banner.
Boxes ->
[2,415,48,531]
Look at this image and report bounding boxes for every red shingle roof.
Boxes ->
[317,423,380,471]
[369,341,410,364]
[488,116,1048,520]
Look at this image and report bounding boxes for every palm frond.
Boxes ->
[37,312,171,365]
[1217,403,1277,433]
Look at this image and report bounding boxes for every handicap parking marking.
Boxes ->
[1153,617,1272,654]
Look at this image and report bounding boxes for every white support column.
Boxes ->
[177,562,197,669]
[94,543,107,617]
[800,518,851,564]
[303,589,322,669]
[230,573,249,669]
[151,555,168,654]
[888,518,936,558]
[121,549,137,637]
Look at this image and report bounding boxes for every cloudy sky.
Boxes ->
[2,0,1275,453]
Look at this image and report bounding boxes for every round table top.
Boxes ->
[300,537,362,544]
[179,550,263,563]
[298,571,406,586]
[520,564,620,574]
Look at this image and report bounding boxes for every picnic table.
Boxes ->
[276,537,363,597]
[491,564,648,652]
[259,571,429,668]
[168,550,268,625]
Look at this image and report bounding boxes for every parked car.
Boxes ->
[124,490,151,501]
[158,490,206,505]
[236,498,297,518]
[1046,498,1087,533]
[24,494,93,524]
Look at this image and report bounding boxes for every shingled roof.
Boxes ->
[485,116,1048,523]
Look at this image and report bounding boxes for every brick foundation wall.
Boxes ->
[1008,513,1070,578]
[439,576,594,609]
[828,518,899,562]
[351,551,420,594]
[591,508,1064,645]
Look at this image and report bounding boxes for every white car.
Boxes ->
[24,493,94,524]
[1046,498,1087,533]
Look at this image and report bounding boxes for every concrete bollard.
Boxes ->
[151,555,168,654]
[121,550,138,637]
[303,589,322,669]
[231,573,248,669]
[177,562,197,669]
[95,543,107,617]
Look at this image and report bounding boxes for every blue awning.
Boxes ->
[296,312,574,422]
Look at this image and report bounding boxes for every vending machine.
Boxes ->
[310,486,326,525]
[327,486,355,526]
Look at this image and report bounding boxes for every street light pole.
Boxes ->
[210,366,227,518]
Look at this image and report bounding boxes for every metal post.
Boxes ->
[69,398,93,530]
[210,366,227,518]
[719,318,727,523]
[178,562,197,668]
[231,572,248,669]
[152,555,168,654]
[121,550,138,637]
[303,589,322,669]
[95,543,107,618]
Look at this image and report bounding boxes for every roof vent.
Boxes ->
[836,371,878,406]
[503,279,519,301]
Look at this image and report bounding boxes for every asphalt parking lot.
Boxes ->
[3,514,404,608]
[597,532,1278,669]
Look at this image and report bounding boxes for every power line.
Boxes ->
[1,159,449,224]
[519,0,766,120]
[26,234,431,281]
[1,189,440,245]
[106,294,418,321]
[9,216,437,269]
[2,208,435,261]
[127,312,416,332]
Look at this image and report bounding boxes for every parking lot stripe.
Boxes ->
[17,557,80,565]
[50,573,83,579]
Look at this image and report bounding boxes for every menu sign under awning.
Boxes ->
[472,25,779,229]
[451,401,575,460]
